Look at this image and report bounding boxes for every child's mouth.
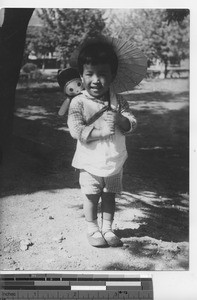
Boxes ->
[90,85,101,92]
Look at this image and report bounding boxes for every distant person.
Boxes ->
[67,37,137,247]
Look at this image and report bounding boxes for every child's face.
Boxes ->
[82,64,113,98]
[64,78,83,96]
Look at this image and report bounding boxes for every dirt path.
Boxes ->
[0,178,189,271]
[0,79,189,271]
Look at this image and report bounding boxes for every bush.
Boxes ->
[22,63,38,73]
[29,69,42,80]
[20,63,43,82]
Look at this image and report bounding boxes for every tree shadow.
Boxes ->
[123,89,188,104]
[115,210,188,243]
[0,85,189,271]
[0,87,189,205]
[102,192,189,270]
[101,230,189,270]
[102,254,189,271]
[102,262,156,271]
[0,114,80,197]
[114,190,189,243]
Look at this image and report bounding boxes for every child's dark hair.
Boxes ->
[77,38,118,77]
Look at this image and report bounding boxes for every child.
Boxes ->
[67,38,137,247]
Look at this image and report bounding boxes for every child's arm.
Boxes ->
[105,110,131,132]
[116,113,131,132]
[115,96,137,134]
[67,97,114,143]
[86,126,114,142]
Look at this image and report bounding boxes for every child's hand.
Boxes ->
[87,122,114,142]
[106,110,131,133]
[104,111,116,132]
[100,124,115,138]
[86,111,117,142]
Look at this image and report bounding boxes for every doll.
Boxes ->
[57,67,83,116]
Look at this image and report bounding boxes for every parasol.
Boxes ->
[70,35,147,94]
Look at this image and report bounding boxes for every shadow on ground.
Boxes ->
[0,86,188,197]
[116,191,188,242]
[0,80,189,271]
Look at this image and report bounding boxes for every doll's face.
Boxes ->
[64,79,83,96]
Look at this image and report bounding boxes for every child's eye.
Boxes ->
[77,82,81,86]
[69,88,74,92]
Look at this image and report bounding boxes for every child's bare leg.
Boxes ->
[101,192,122,247]
[83,193,107,247]
[83,194,100,235]
[101,192,115,221]
[83,194,100,222]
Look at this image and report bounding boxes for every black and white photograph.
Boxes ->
[0,5,191,275]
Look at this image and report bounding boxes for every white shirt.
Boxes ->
[67,89,136,177]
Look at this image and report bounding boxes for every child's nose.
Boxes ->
[92,75,99,83]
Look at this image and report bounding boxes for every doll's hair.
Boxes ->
[77,37,118,77]
[57,67,80,91]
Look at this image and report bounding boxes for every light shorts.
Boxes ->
[79,169,123,195]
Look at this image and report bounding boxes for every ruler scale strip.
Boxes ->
[0,274,153,300]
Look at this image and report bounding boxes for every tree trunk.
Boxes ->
[164,60,168,78]
[0,8,34,162]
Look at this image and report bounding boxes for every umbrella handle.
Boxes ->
[106,90,112,111]
[107,102,112,111]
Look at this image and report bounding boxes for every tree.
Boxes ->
[31,8,106,67]
[26,27,54,57]
[106,9,189,77]
[0,8,34,162]
[165,9,190,24]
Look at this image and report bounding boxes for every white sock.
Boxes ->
[86,219,100,235]
[101,219,113,234]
